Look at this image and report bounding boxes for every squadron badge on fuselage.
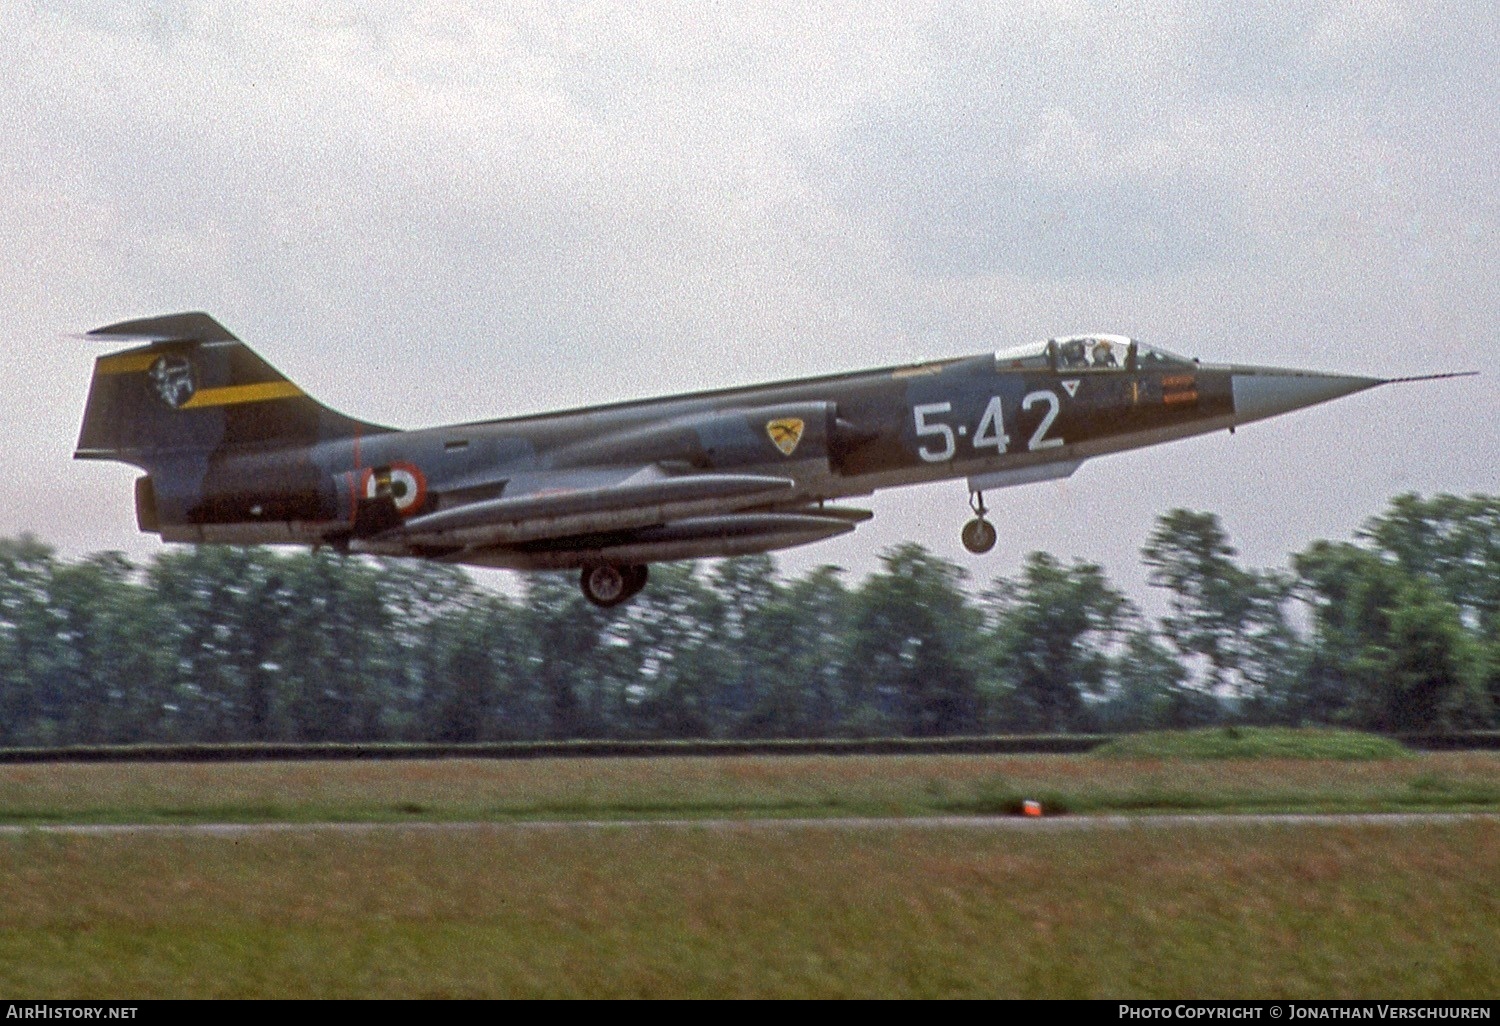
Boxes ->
[766,417,804,456]
[148,355,196,409]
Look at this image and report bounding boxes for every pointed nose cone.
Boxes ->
[1231,370,1384,426]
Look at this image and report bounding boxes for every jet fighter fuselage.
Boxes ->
[75,312,1453,606]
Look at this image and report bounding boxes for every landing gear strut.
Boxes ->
[579,563,650,607]
[962,491,997,554]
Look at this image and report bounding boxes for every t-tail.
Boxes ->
[75,312,395,537]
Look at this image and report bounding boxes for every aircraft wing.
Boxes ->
[377,465,869,564]
[399,465,793,541]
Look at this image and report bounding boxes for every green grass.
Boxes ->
[4,752,1498,997]
[2,750,1499,825]
[1094,727,1411,761]
[2,822,1497,997]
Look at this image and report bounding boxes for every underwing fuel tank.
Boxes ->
[446,510,862,571]
[391,473,805,548]
[401,473,795,535]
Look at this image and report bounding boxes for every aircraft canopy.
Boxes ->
[994,336,1195,373]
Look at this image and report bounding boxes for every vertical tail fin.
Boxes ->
[75,312,391,468]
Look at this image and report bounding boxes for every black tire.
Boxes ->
[580,564,629,607]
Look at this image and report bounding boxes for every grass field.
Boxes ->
[1094,726,1413,761]
[2,820,1497,997]
[4,749,1498,997]
[2,750,1499,824]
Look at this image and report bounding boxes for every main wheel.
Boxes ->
[580,563,650,607]
[580,564,629,607]
[961,517,997,554]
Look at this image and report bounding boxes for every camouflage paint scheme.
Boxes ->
[76,312,1430,605]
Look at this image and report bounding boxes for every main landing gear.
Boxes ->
[961,491,997,555]
[579,563,650,608]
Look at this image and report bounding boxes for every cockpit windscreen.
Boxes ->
[995,336,1196,372]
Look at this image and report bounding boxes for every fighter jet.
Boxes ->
[75,312,1470,607]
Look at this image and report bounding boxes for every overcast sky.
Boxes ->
[2,0,1495,602]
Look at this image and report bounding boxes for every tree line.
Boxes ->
[0,493,1494,746]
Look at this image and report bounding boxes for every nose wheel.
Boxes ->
[962,491,997,554]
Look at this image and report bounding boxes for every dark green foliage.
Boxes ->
[45,551,163,745]
[1295,523,1487,732]
[984,552,1131,732]
[1361,493,1498,727]
[1142,510,1307,717]
[1375,581,1483,731]
[520,572,621,739]
[1361,494,1499,633]
[0,492,1492,743]
[1142,510,1256,694]
[0,536,63,745]
[737,566,852,738]
[1098,628,1219,731]
[844,544,982,737]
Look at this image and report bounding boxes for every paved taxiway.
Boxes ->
[2,813,1496,836]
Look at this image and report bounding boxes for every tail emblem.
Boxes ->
[149,355,196,409]
[766,417,805,456]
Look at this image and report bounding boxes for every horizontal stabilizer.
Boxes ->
[79,312,238,346]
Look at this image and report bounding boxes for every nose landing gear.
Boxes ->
[962,491,997,554]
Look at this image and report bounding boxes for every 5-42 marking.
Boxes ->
[913,391,1063,463]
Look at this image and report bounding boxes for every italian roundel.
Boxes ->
[362,462,427,515]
